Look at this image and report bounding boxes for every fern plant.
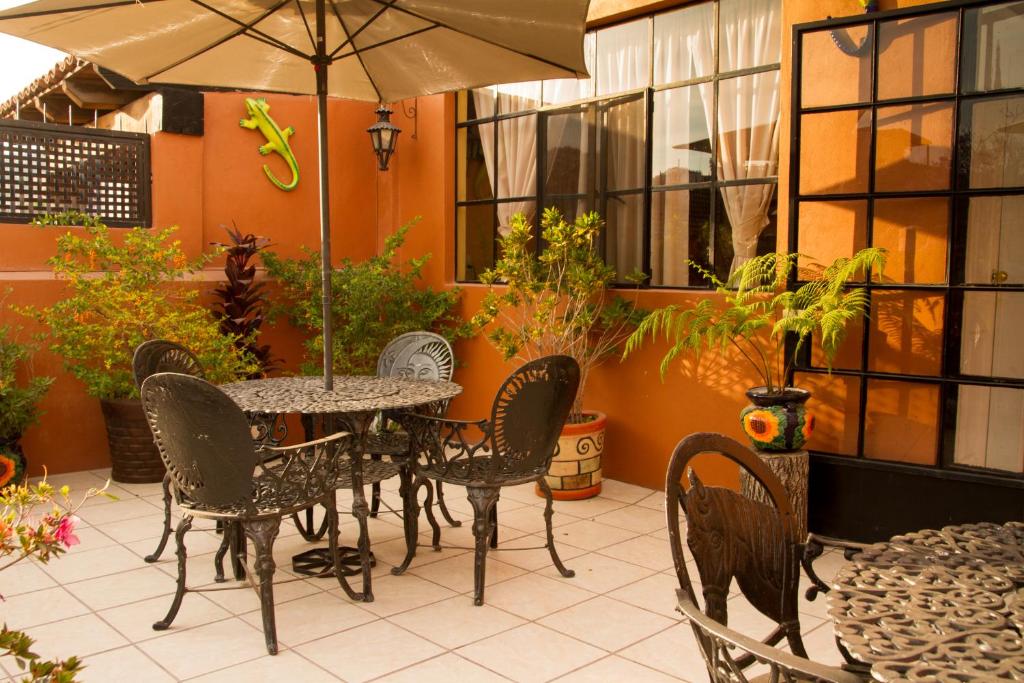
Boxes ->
[623,249,887,394]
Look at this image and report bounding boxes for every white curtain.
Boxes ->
[696,0,782,274]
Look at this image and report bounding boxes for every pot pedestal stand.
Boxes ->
[740,449,808,539]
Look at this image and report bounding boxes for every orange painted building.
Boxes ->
[1,0,1020,540]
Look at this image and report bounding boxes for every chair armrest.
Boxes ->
[676,591,863,683]
[259,430,352,457]
[397,411,493,473]
[802,533,868,601]
[253,431,354,508]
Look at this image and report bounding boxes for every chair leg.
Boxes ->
[350,473,375,603]
[243,517,282,656]
[327,498,363,601]
[213,525,230,583]
[489,506,498,549]
[538,478,574,578]
[391,467,421,576]
[467,486,500,606]
[230,522,247,580]
[369,454,383,518]
[145,473,173,563]
[434,481,462,528]
[422,480,442,551]
[153,515,192,631]
[291,505,329,541]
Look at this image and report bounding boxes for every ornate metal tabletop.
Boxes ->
[221,375,462,415]
[828,521,1024,682]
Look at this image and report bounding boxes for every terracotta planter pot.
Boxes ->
[101,398,165,483]
[537,410,606,501]
[739,387,814,452]
[0,436,27,486]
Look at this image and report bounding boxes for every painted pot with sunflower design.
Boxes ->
[740,387,815,452]
[0,437,27,488]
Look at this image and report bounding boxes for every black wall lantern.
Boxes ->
[367,106,401,171]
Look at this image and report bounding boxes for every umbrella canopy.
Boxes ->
[0,0,590,389]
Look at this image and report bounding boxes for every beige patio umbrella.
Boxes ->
[0,0,590,389]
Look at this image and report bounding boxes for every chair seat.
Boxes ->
[422,456,540,487]
[338,456,401,487]
[363,430,411,457]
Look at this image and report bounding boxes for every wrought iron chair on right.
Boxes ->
[397,355,580,606]
[666,432,865,683]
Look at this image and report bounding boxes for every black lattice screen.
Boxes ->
[0,119,151,227]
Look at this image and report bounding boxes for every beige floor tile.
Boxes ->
[618,621,707,680]
[30,471,108,491]
[457,623,604,683]
[123,530,227,560]
[152,550,234,586]
[488,534,587,572]
[539,596,675,652]
[296,619,443,683]
[407,551,526,594]
[76,498,164,526]
[137,617,270,679]
[549,520,638,552]
[597,534,675,572]
[491,506,577,535]
[376,652,511,682]
[115,480,172,498]
[0,560,56,596]
[65,565,176,610]
[420,519,529,550]
[240,592,377,647]
[552,496,629,520]
[370,534,471,569]
[76,645,175,683]
[501,483,546,505]
[339,572,456,618]
[635,492,666,512]
[98,592,232,642]
[484,573,595,620]
[538,552,654,594]
[76,484,137,508]
[95,514,179,544]
[799,621,846,667]
[59,526,118,554]
[598,480,656,505]
[202,575,323,613]
[594,505,666,535]
[0,586,89,629]
[37,545,143,584]
[554,655,683,682]
[608,572,686,619]
[23,614,129,660]
[388,595,526,649]
[189,650,340,682]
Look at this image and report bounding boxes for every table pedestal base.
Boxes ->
[292,547,376,578]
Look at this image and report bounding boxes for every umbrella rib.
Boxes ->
[327,0,384,102]
[0,0,167,20]
[327,0,395,59]
[143,0,309,82]
[364,0,584,77]
[294,0,316,52]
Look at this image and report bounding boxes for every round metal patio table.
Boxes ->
[827,521,1024,682]
[221,375,462,601]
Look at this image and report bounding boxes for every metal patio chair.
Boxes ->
[665,432,866,682]
[140,372,362,656]
[396,355,580,605]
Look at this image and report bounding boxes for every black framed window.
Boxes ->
[791,0,1024,478]
[455,0,782,286]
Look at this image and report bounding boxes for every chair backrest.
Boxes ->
[133,340,204,390]
[487,355,580,481]
[676,592,862,683]
[377,331,454,382]
[140,373,258,510]
[665,432,806,669]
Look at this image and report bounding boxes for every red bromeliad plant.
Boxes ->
[210,224,278,377]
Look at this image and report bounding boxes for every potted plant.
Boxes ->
[471,208,645,500]
[625,249,886,452]
[0,307,53,487]
[26,219,260,483]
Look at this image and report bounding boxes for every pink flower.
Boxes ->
[53,515,80,548]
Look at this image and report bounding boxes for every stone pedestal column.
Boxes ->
[739,449,808,539]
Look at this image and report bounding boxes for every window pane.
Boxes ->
[877,12,958,100]
[869,291,944,377]
[796,200,867,278]
[800,26,873,108]
[864,379,940,466]
[652,86,712,186]
[545,106,594,195]
[811,316,864,371]
[457,124,492,201]
[875,102,953,192]
[717,72,781,183]
[872,198,948,284]
[605,97,645,191]
[596,19,650,96]
[545,32,596,104]
[651,188,712,286]
[717,182,777,275]
[719,0,781,72]
[955,385,1024,473]
[799,110,871,195]
[457,204,495,282]
[961,292,1024,380]
[547,197,591,225]
[963,96,1024,189]
[471,86,496,118]
[496,82,542,114]
[964,195,1024,285]
[604,193,644,282]
[653,2,714,84]
[497,201,536,238]
[795,373,861,456]
[496,115,537,198]
[963,1,1024,93]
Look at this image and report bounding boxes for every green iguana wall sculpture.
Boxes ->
[239,97,299,192]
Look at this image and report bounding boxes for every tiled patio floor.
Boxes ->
[2,470,848,682]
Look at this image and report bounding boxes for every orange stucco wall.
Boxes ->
[2,0,948,488]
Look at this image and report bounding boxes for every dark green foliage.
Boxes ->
[1,624,83,682]
[0,300,52,441]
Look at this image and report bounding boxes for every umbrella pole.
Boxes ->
[315,0,332,391]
